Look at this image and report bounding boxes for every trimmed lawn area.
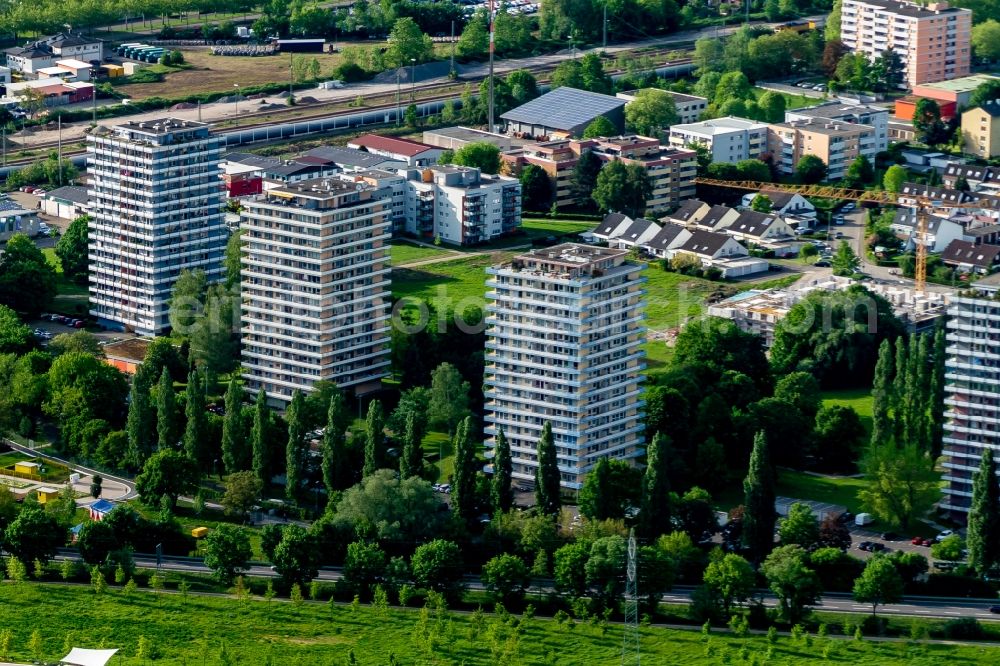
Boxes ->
[520,217,596,238]
[753,86,820,111]
[776,469,868,514]
[389,241,456,266]
[822,388,874,435]
[644,269,718,330]
[390,251,518,308]
[5,584,1000,664]
[0,449,71,483]
[42,247,89,299]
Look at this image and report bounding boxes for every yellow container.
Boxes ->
[191,526,209,538]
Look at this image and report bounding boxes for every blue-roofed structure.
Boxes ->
[500,87,626,139]
[89,498,117,521]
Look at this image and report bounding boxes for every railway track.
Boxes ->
[2,49,694,170]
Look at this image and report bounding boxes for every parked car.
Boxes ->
[814,260,830,267]
[869,542,889,552]
[935,530,954,542]
[911,536,923,545]
[881,532,900,541]
[857,541,873,551]
[989,605,1000,614]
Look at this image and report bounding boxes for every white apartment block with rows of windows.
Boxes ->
[941,274,1000,520]
[87,118,226,336]
[483,244,647,490]
[240,179,391,404]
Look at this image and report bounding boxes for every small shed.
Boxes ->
[191,526,209,538]
[13,460,41,477]
[36,486,60,504]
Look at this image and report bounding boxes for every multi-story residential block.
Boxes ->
[668,117,768,164]
[240,179,391,404]
[484,244,647,490]
[941,273,1000,519]
[962,101,1000,159]
[840,0,971,89]
[766,119,877,180]
[401,165,521,245]
[785,101,889,152]
[503,135,696,213]
[616,90,708,125]
[87,118,226,336]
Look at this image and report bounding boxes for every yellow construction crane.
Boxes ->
[694,178,986,294]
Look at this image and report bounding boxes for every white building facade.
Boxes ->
[668,117,768,164]
[941,275,1000,519]
[87,119,226,336]
[484,244,647,490]
[240,179,392,404]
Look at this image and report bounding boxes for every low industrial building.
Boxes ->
[347,134,443,167]
[500,87,626,139]
[5,32,103,76]
[40,186,90,220]
[422,126,525,152]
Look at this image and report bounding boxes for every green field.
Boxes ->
[391,251,518,308]
[3,584,998,665]
[520,217,595,239]
[0,450,71,483]
[775,469,869,514]
[42,247,89,300]
[390,241,458,266]
[753,86,822,111]
[822,388,875,435]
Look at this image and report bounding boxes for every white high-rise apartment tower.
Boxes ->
[941,274,1000,520]
[484,244,647,490]
[241,178,391,404]
[87,118,226,335]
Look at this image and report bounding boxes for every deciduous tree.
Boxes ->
[624,89,678,137]
[203,524,253,585]
[134,449,199,508]
[54,215,89,284]
[859,442,939,530]
[761,545,822,624]
[703,553,755,615]
[853,553,902,619]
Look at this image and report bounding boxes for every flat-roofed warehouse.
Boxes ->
[500,87,626,139]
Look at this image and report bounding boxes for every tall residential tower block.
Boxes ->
[484,244,647,490]
[240,178,391,404]
[87,118,227,335]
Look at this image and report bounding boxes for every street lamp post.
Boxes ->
[410,58,416,102]
[233,83,240,114]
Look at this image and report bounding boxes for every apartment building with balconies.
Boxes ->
[668,117,768,164]
[941,273,1000,519]
[502,135,696,213]
[766,119,877,180]
[87,118,227,336]
[240,179,391,404]
[840,0,971,89]
[484,244,646,490]
[785,101,889,152]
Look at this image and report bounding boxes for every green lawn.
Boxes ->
[389,241,456,266]
[822,388,875,435]
[42,247,89,299]
[753,86,822,111]
[643,269,719,331]
[390,251,518,309]
[520,217,596,239]
[0,450,70,483]
[775,469,869,514]
[4,584,999,664]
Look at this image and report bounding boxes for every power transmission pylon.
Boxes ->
[622,528,640,665]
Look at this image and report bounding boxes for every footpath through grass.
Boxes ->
[3,584,999,665]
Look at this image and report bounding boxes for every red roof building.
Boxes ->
[347,134,443,166]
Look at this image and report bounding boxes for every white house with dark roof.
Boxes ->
[942,163,998,190]
[5,33,102,76]
[725,210,797,243]
[693,204,741,232]
[590,212,634,242]
[891,209,967,253]
[941,239,1000,274]
[663,199,711,226]
[674,229,748,261]
[740,192,816,220]
[347,134,442,166]
[642,222,692,258]
[613,218,662,249]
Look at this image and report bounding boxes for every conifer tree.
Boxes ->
[221,378,245,474]
[913,333,931,451]
[399,410,424,480]
[871,339,894,446]
[928,322,947,457]
[125,371,154,470]
[892,336,909,443]
[251,390,269,488]
[490,426,513,514]
[321,390,350,497]
[183,368,208,465]
[641,432,671,538]
[363,400,384,478]
[535,421,561,515]
[968,449,1000,577]
[452,416,478,523]
[742,430,776,564]
[285,390,307,502]
[904,334,922,446]
[156,367,177,450]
